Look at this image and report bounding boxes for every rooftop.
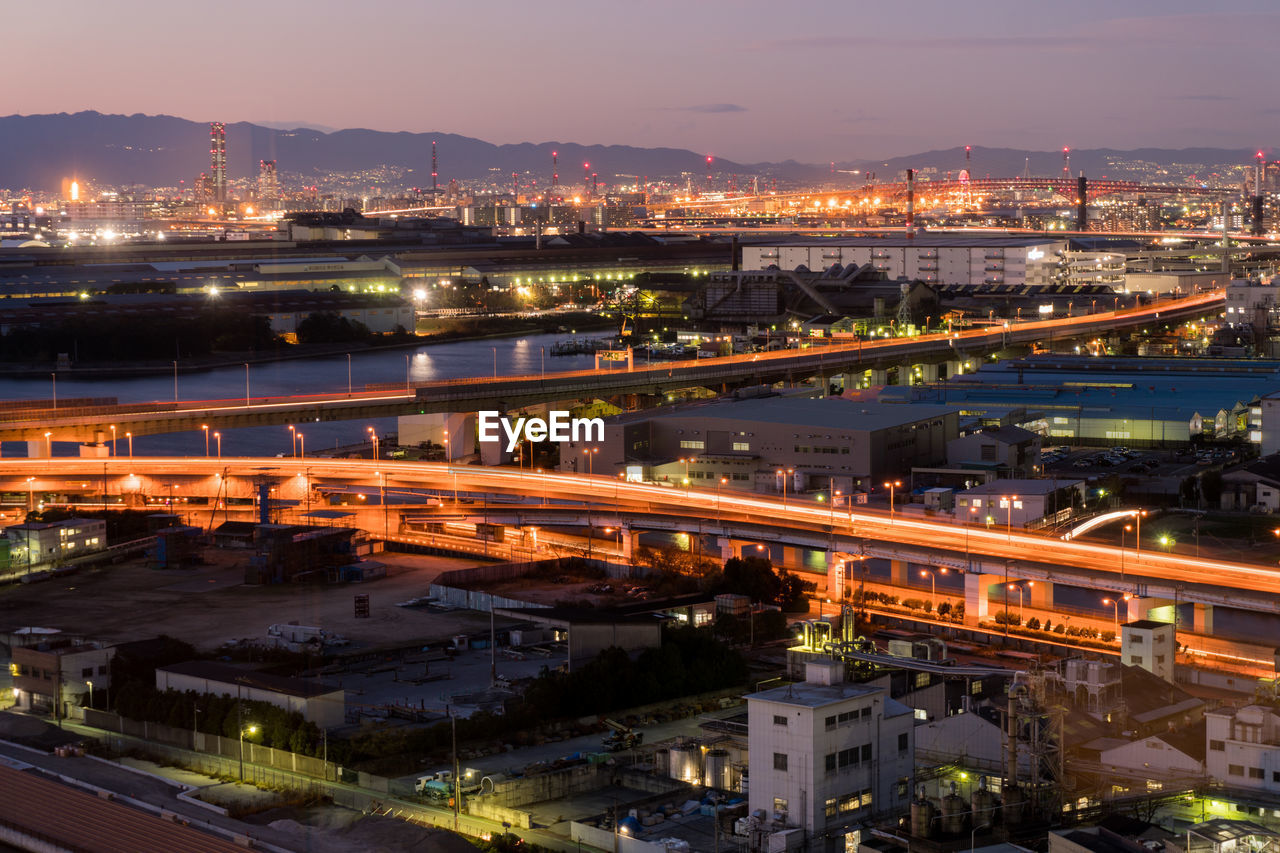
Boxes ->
[619,395,956,433]
[747,680,912,716]
[959,479,1083,496]
[158,660,341,699]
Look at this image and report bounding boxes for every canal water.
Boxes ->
[0,333,601,457]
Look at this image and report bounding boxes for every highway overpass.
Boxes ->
[3,455,1271,637]
[0,290,1222,446]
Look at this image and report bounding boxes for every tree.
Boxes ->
[720,556,782,604]
[1200,469,1224,506]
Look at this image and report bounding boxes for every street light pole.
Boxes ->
[346,353,352,395]
[202,425,209,457]
[884,480,902,524]
[244,363,250,407]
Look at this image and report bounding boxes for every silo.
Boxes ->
[940,782,968,835]
[910,788,937,839]
[703,749,729,789]
[970,776,996,827]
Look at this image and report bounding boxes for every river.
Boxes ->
[0,334,601,457]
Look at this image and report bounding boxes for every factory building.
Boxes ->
[156,660,345,729]
[745,660,914,853]
[741,236,1067,287]
[12,639,114,719]
[6,518,106,570]
[574,393,958,496]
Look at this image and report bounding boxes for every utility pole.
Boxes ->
[451,710,460,830]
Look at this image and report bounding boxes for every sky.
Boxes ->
[8,0,1280,164]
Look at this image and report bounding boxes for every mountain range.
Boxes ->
[0,111,1265,192]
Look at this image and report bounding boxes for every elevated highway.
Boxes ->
[1,291,1222,445]
[5,456,1273,629]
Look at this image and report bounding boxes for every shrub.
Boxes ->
[1025,617,1041,630]
[1100,630,1116,642]
[1053,623,1066,634]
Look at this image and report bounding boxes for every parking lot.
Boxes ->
[1042,443,1238,482]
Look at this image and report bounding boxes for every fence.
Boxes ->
[81,708,331,780]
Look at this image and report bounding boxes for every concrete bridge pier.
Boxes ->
[1028,579,1054,609]
[964,572,990,624]
[78,443,109,458]
[918,363,940,382]
[897,364,914,386]
[868,368,889,387]
[890,559,911,586]
[1193,603,1214,634]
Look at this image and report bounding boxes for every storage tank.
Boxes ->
[940,782,968,835]
[703,749,729,789]
[970,777,997,827]
[910,788,937,839]
[653,748,670,776]
[669,744,699,783]
[1003,784,1026,825]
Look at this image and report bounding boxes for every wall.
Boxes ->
[469,800,534,829]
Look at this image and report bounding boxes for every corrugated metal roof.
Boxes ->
[0,763,249,853]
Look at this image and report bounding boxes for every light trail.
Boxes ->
[6,456,1279,601]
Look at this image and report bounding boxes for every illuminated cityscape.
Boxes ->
[2,2,1280,852]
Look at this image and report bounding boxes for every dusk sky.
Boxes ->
[9,0,1279,163]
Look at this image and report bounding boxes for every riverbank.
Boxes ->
[0,313,616,380]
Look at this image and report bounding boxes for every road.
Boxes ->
[0,290,1222,442]
[4,455,1278,612]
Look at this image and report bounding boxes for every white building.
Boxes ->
[954,479,1085,529]
[1120,620,1176,682]
[746,660,914,853]
[741,237,1066,287]
[1122,271,1224,296]
[156,661,346,729]
[1225,276,1280,324]
[1205,705,1280,793]
[6,518,106,569]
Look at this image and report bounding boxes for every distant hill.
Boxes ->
[837,146,1264,181]
[0,111,755,191]
[0,112,1265,191]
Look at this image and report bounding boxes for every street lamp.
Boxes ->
[1007,582,1032,621]
[367,427,379,460]
[297,433,304,458]
[109,424,116,456]
[202,424,209,457]
[884,480,902,523]
[778,467,795,507]
[1000,495,1019,540]
[920,568,941,609]
[86,679,93,710]
[214,431,222,460]
[1102,597,1120,627]
[288,425,296,457]
[125,432,132,461]
[239,724,258,781]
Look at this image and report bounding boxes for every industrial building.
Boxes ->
[155,660,346,729]
[882,355,1274,447]
[576,393,958,496]
[5,517,106,570]
[745,659,915,853]
[954,479,1086,529]
[741,236,1067,287]
[12,639,114,719]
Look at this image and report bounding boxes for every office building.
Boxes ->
[746,660,914,853]
[954,479,1085,529]
[209,122,227,203]
[576,394,957,495]
[1205,705,1280,794]
[12,639,114,718]
[6,518,106,569]
[258,159,278,202]
[1120,620,1176,682]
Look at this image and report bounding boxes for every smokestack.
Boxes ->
[905,168,915,238]
[1076,176,1088,231]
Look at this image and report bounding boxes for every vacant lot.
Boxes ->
[0,547,496,652]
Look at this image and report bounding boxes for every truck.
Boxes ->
[602,719,643,752]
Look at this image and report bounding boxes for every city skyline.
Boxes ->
[7,0,1280,163]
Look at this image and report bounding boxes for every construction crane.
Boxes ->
[602,719,643,751]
